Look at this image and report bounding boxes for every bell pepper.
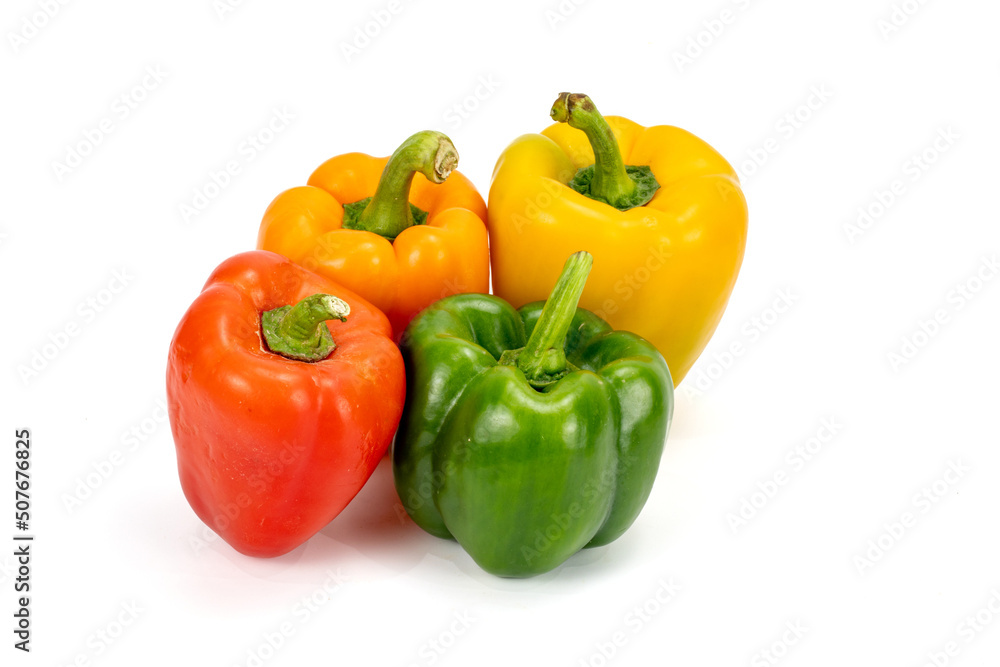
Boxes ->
[487,93,748,385]
[393,251,673,577]
[166,250,405,557]
[258,130,489,338]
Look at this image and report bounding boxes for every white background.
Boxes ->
[3,0,999,665]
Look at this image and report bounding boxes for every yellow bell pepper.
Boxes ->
[487,93,748,385]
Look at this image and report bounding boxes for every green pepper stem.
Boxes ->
[351,130,458,239]
[550,93,636,208]
[262,293,350,362]
[517,251,593,386]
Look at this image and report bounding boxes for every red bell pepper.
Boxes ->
[166,250,405,557]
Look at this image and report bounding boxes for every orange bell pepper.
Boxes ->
[257,131,489,338]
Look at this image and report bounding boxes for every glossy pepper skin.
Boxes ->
[166,250,405,557]
[393,252,672,577]
[258,130,489,339]
[487,93,748,385]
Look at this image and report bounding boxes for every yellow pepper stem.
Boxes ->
[550,93,659,211]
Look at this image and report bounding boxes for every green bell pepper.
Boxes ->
[392,251,673,577]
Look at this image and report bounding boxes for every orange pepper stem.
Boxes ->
[262,293,350,362]
[347,131,458,240]
[501,251,592,389]
[550,93,659,211]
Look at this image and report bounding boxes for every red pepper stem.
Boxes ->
[262,293,350,362]
[517,251,593,385]
[352,131,458,238]
[550,93,636,207]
